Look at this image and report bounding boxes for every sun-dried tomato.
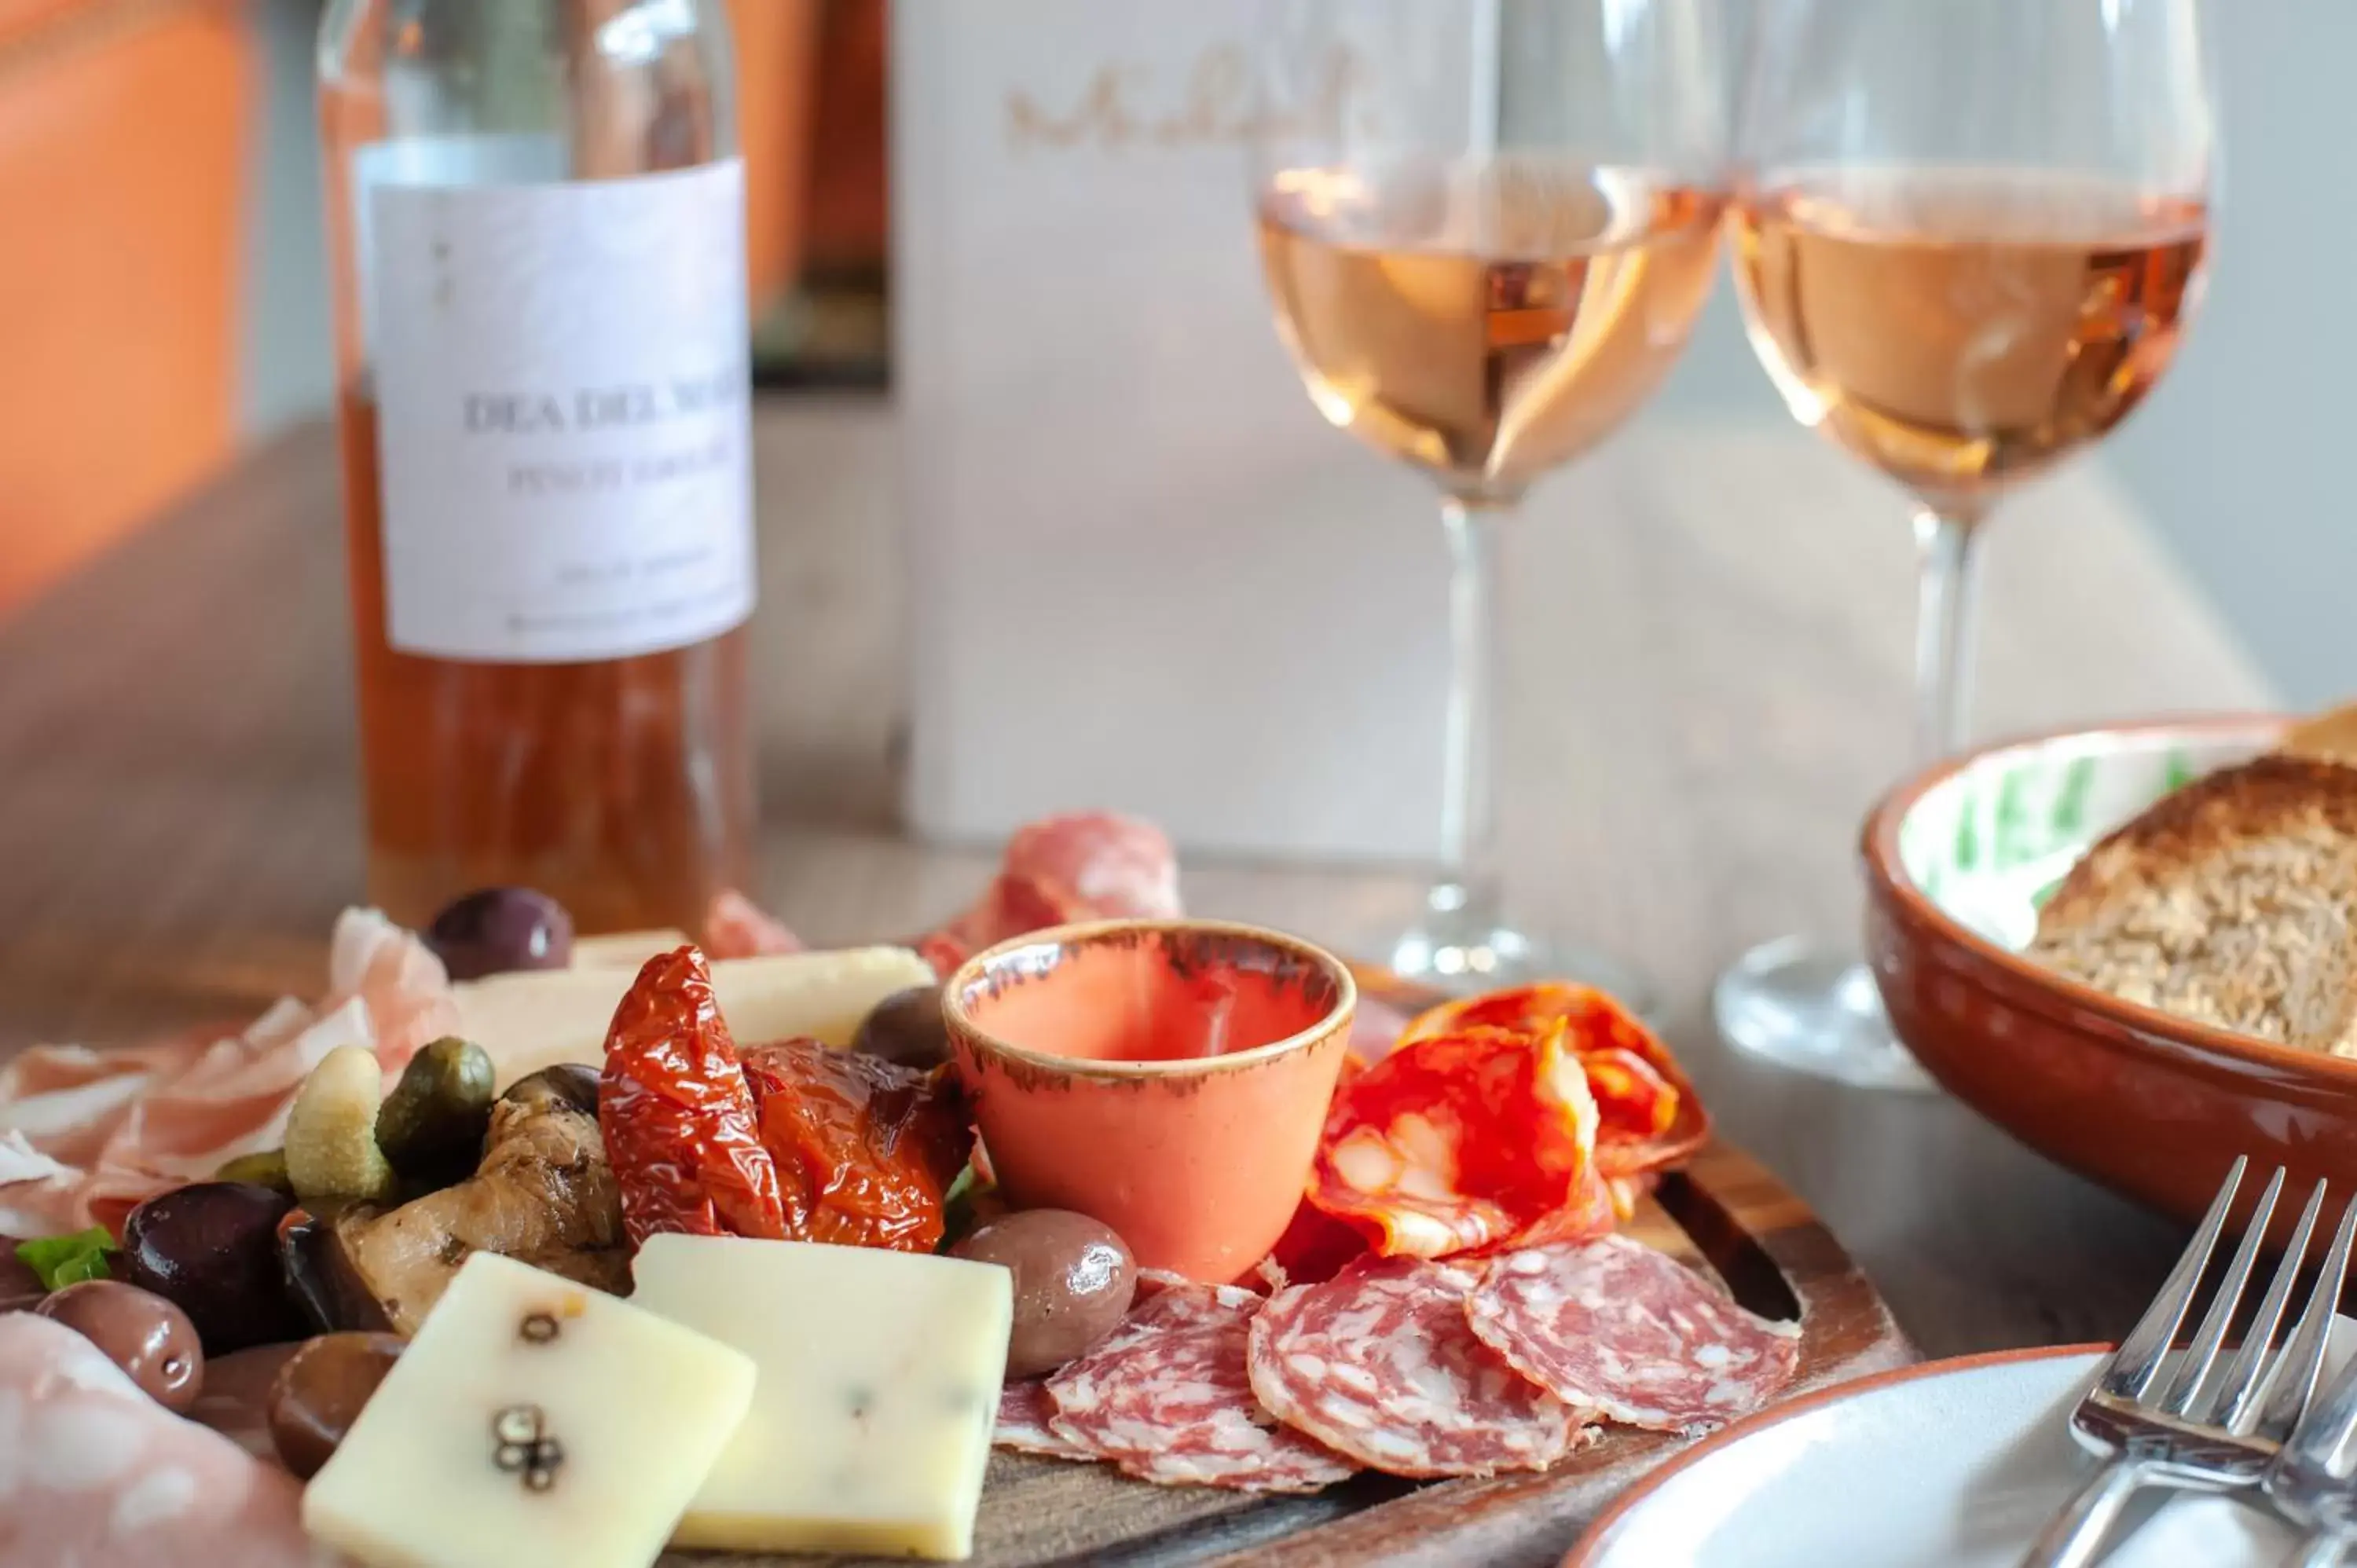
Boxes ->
[1306,1022,1600,1259]
[740,1038,974,1252]
[599,946,788,1248]
[1398,984,1705,1178]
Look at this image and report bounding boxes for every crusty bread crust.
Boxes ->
[2030,755,2357,1051]
[2038,756,2357,931]
[2281,702,2357,768]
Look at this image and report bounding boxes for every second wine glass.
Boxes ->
[1714,0,2216,1087]
[1250,0,1726,997]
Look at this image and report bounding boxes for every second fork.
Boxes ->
[2020,1157,2357,1568]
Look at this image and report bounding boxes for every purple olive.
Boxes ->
[268,1332,404,1478]
[951,1210,1136,1378]
[38,1280,203,1412]
[424,888,574,981]
[120,1182,306,1353]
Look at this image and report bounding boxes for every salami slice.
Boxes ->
[1465,1235,1801,1434]
[1044,1280,1356,1493]
[1248,1255,1585,1478]
[917,812,1182,974]
[994,1381,1093,1460]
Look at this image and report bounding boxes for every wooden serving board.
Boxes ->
[658,1138,1912,1568]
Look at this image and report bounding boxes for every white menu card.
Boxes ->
[893,1,1450,863]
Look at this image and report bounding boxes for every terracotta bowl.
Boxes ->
[943,918,1356,1284]
[1858,713,2357,1228]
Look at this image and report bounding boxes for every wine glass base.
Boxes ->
[1388,920,1659,1020]
[1713,935,1936,1093]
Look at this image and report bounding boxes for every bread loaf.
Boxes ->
[2028,754,2357,1053]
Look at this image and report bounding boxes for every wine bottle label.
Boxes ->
[368,158,754,663]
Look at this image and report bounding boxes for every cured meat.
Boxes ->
[1465,1235,1801,1434]
[1398,984,1706,1178]
[1266,1198,1369,1288]
[1307,1024,1605,1259]
[1044,1279,1354,1493]
[918,812,1182,976]
[0,1313,321,1568]
[694,812,1182,978]
[1002,812,1182,924]
[1248,1255,1585,1478]
[702,889,805,959]
[993,1380,1093,1461]
[0,1132,79,1236]
[0,908,457,1237]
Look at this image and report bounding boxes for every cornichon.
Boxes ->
[376,1036,497,1183]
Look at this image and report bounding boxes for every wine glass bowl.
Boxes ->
[1714,0,2216,1088]
[1248,0,1726,995]
[1733,170,2209,519]
[1256,159,1724,507]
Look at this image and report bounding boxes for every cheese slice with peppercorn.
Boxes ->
[632,1234,1013,1560]
[459,945,937,1088]
[301,1251,757,1568]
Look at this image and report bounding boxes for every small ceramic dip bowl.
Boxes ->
[943,918,1357,1284]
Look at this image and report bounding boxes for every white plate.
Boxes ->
[1563,1346,2308,1568]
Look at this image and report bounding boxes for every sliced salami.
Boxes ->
[1248,1255,1585,1478]
[1465,1234,1801,1434]
[1044,1280,1356,1493]
[995,1380,1093,1460]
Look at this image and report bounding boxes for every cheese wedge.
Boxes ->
[459,945,937,1088]
[632,1235,1012,1560]
[569,929,693,969]
[302,1251,757,1568]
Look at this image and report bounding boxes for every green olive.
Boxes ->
[213,1150,293,1195]
[285,1047,398,1207]
[375,1038,496,1185]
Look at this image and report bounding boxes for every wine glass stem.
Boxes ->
[1435,496,1505,925]
[1912,507,1985,766]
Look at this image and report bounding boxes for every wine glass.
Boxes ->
[1715,0,2216,1087]
[1249,0,1727,998]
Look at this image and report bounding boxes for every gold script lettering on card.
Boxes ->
[1005,44,1371,154]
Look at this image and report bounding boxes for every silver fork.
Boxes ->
[2020,1157,2356,1568]
[2266,1315,2357,1567]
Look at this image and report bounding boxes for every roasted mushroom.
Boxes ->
[318,1092,630,1335]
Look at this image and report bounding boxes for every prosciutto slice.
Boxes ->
[0,1313,327,1567]
[0,910,456,1236]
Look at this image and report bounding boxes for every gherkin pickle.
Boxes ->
[376,1037,497,1184]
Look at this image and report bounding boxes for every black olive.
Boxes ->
[499,1064,601,1118]
[119,1183,307,1354]
[850,986,951,1070]
[425,888,575,981]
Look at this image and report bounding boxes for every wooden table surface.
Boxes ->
[0,397,2273,1361]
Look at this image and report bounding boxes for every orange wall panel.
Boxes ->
[728,0,820,313]
[0,0,255,613]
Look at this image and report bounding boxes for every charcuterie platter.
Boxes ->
[884,1141,1906,1568]
[0,815,1909,1568]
